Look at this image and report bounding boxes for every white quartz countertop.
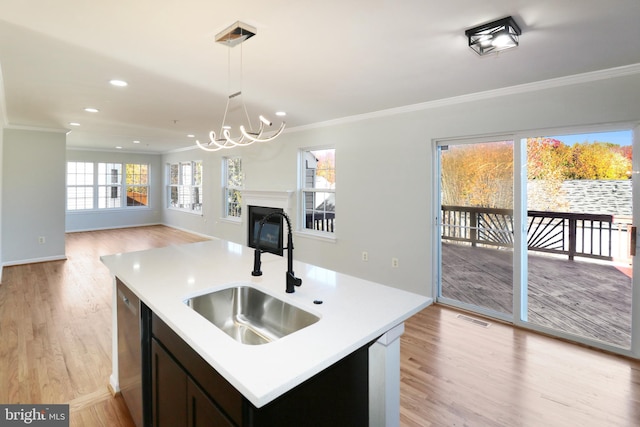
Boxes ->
[101,238,431,408]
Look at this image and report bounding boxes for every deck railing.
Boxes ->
[305,211,335,232]
[441,205,632,262]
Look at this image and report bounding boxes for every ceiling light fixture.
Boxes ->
[465,16,521,56]
[110,79,128,87]
[84,107,99,113]
[196,21,286,152]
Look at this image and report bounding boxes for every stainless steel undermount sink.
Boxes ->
[184,285,320,345]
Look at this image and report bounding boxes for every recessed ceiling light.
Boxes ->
[115,146,123,149]
[109,79,128,87]
[187,134,195,138]
[276,111,286,117]
[133,140,140,144]
[69,122,81,126]
[84,107,99,113]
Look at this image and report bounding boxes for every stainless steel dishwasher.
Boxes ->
[117,281,143,427]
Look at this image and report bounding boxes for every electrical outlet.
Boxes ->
[392,257,399,268]
[362,251,369,262]
[38,236,46,244]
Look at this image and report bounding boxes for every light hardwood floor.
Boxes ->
[1,226,638,426]
[0,226,208,426]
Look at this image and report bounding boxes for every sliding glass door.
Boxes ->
[437,138,514,320]
[524,131,633,348]
[435,128,638,355]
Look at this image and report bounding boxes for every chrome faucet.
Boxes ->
[251,212,302,293]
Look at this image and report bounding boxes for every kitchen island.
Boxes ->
[102,238,431,426]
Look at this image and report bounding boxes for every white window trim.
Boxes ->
[298,147,336,238]
[167,160,203,214]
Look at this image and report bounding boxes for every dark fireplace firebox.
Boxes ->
[247,205,284,256]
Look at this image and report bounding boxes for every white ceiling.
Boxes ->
[1,0,639,153]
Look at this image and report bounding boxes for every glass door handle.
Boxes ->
[631,226,637,257]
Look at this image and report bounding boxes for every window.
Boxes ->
[98,162,122,208]
[300,148,335,233]
[66,161,150,210]
[67,162,94,210]
[126,164,149,207]
[223,157,243,218]
[168,161,202,212]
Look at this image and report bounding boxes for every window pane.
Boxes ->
[181,162,193,185]
[67,162,94,210]
[98,163,122,185]
[224,157,243,218]
[169,186,178,207]
[126,164,149,206]
[306,149,336,190]
[170,164,179,185]
[227,188,241,217]
[178,185,192,209]
[194,161,202,186]
[98,185,122,208]
[301,149,335,233]
[303,191,336,232]
[127,185,148,206]
[227,158,242,187]
[192,186,202,211]
[67,187,94,210]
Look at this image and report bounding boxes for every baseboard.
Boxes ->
[3,254,67,267]
[66,222,162,233]
[162,223,214,240]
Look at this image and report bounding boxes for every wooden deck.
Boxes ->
[441,242,633,348]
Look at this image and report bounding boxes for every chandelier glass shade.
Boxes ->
[197,22,286,152]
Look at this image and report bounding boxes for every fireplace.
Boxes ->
[247,205,284,256]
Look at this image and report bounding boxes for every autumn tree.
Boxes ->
[441,142,513,209]
[567,142,630,179]
[442,138,631,212]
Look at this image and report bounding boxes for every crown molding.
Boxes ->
[288,63,640,133]
[5,123,68,133]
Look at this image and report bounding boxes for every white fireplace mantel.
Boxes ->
[242,190,295,213]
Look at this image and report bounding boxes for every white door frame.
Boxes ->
[433,123,640,359]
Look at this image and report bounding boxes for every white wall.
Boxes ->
[162,70,640,298]
[65,149,163,232]
[2,127,66,265]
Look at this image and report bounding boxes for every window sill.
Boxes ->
[167,207,203,216]
[67,206,152,214]
[295,230,337,243]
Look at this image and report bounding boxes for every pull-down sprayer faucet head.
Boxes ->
[250,211,302,292]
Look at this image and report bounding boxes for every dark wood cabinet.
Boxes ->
[147,312,369,427]
[151,339,187,427]
[187,378,235,427]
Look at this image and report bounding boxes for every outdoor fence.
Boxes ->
[305,211,335,232]
[441,205,633,262]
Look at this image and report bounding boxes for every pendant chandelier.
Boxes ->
[197,21,286,152]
